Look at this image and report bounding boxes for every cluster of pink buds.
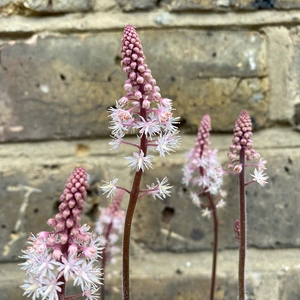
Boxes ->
[20,167,103,300]
[101,24,180,200]
[228,110,268,187]
[182,115,225,217]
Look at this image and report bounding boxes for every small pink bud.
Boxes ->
[62,209,70,219]
[55,221,65,231]
[52,248,62,260]
[68,200,76,208]
[71,187,77,193]
[60,233,68,244]
[37,231,49,239]
[66,218,74,228]
[138,65,145,73]
[47,218,57,227]
[142,100,151,109]
[65,193,73,201]
[75,182,81,189]
[136,76,144,84]
[68,243,78,256]
[47,235,56,246]
[144,84,152,92]
[134,91,142,99]
[74,192,82,201]
[129,72,136,80]
[71,227,79,237]
[130,62,137,69]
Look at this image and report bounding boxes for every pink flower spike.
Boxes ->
[20,167,103,300]
[227,110,259,163]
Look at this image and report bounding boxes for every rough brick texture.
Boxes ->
[0,30,267,141]
[133,129,300,251]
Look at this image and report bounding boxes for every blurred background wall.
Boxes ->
[0,1,300,299]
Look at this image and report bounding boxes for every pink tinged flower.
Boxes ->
[125,150,153,172]
[73,261,102,289]
[57,256,83,281]
[234,164,243,173]
[109,134,124,150]
[40,277,64,300]
[147,177,172,200]
[20,276,41,300]
[100,177,118,198]
[216,199,226,209]
[250,168,269,187]
[155,133,180,157]
[201,208,212,219]
[190,192,201,208]
[135,115,161,138]
[83,287,101,300]
[258,158,267,171]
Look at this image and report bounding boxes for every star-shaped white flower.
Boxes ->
[250,168,268,187]
[125,150,153,172]
[100,177,118,198]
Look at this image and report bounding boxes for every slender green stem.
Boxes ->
[205,192,218,300]
[238,149,246,300]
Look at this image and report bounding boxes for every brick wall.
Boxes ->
[0,1,300,299]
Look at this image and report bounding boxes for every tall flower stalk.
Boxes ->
[182,114,225,300]
[96,189,125,300]
[227,111,268,300]
[101,24,180,300]
[20,167,103,300]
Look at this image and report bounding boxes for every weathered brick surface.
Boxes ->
[1,0,93,13]
[279,269,300,300]
[117,0,157,10]
[166,0,276,9]
[0,30,267,141]
[0,140,132,261]
[133,131,300,251]
[1,129,298,260]
[5,249,300,299]
[275,0,300,8]
[165,0,219,10]
[0,33,123,142]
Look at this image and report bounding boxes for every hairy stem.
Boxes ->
[238,149,246,300]
[206,192,218,300]
[101,222,113,300]
[122,102,147,300]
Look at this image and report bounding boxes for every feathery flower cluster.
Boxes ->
[182,115,225,216]
[20,167,103,300]
[102,24,180,199]
[228,110,268,186]
[96,189,125,262]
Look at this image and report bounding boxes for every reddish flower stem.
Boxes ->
[122,103,147,300]
[100,222,113,300]
[205,192,218,300]
[238,149,246,300]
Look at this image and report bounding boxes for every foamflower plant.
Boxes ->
[96,189,126,300]
[100,24,180,300]
[227,110,268,300]
[20,167,103,300]
[182,114,225,300]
